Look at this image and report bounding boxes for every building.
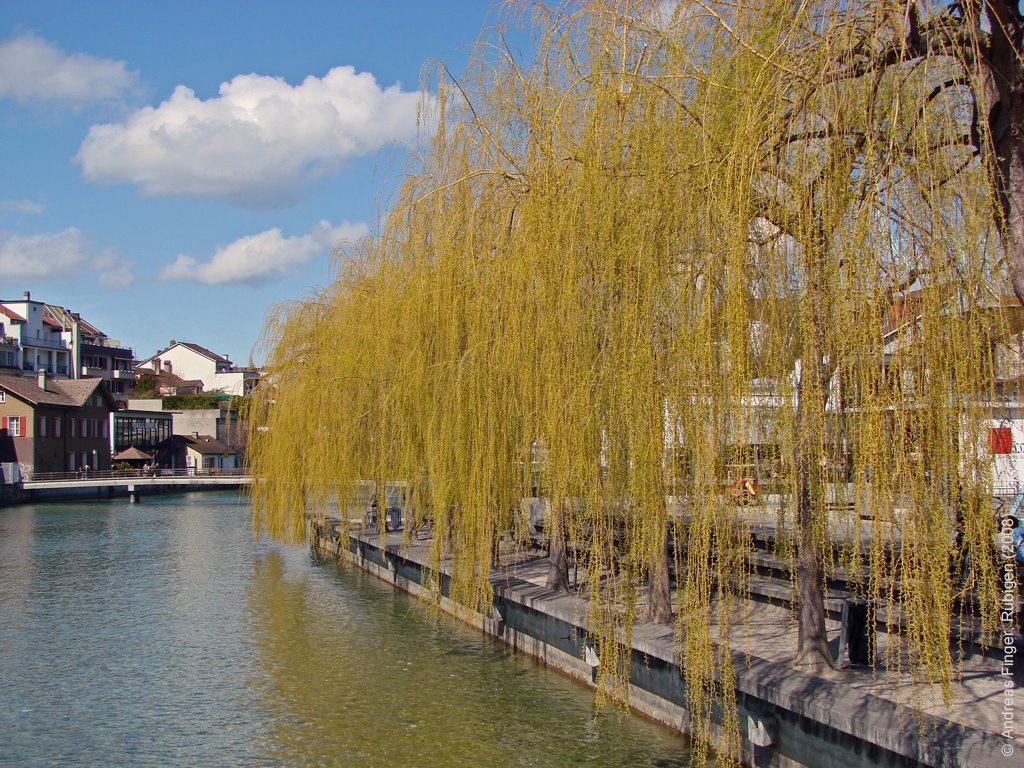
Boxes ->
[120,399,248,468]
[46,304,136,397]
[136,340,259,397]
[157,433,238,472]
[131,369,203,397]
[170,407,249,450]
[0,292,72,378]
[110,408,173,461]
[0,291,135,398]
[0,371,116,476]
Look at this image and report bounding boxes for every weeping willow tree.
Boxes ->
[251,0,1020,762]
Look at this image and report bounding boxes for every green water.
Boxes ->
[0,491,690,767]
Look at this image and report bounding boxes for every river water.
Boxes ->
[0,491,691,767]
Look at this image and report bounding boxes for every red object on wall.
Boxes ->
[990,426,1013,455]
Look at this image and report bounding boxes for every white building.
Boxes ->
[0,292,72,378]
[136,340,259,397]
[0,291,135,396]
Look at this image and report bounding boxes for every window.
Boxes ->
[70,418,76,438]
[8,416,21,436]
[80,418,87,437]
[39,416,46,438]
[54,417,61,438]
[0,391,5,403]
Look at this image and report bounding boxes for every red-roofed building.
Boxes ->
[0,371,116,476]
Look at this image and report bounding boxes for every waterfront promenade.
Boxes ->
[313,514,1019,768]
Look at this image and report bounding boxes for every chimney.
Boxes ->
[37,368,46,391]
[23,291,30,301]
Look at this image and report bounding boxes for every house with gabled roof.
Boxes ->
[0,370,116,476]
[156,433,238,472]
[136,340,259,397]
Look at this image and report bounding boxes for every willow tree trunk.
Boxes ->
[547,501,571,591]
[794,235,836,671]
[646,526,673,624]
[794,462,832,669]
[986,2,1024,311]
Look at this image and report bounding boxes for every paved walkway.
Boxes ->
[339,517,1021,754]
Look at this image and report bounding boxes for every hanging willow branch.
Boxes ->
[250,2,1019,764]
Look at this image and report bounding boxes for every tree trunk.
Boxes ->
[491,527,502,570]
[794,474,833,670]
[646,525,673,624]
[546,500,571,591]
[990,84,1024,308]
[979,0,1024,308]
[794,230,836,671]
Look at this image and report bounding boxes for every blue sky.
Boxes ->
[0,1,507,366]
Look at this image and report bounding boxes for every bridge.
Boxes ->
[19,468,252,503]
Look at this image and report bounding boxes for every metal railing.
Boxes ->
[26,467,251,483]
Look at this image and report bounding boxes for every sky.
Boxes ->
[0,1,511,366]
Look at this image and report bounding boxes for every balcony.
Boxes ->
[112,369,136,380]
[23,336,67,351]
[81,341,133,358]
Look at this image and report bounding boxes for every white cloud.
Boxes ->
[0,199,45,215]
[77,67,428,207]
[0,228,133,287]
[157,220,367,286]
[92,250,135,289]
[0,33,138,102]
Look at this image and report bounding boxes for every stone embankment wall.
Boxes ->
[311,521,1008,768]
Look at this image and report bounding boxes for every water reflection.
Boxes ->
[0,493,689,767]
[247,548,690,767]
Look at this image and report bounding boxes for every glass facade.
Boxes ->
[113,413,172,454]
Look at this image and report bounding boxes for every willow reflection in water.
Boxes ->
[0,493,689,767]
[248,547,691,767]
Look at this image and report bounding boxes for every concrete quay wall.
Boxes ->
[311,521,1009,768]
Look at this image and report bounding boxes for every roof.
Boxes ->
[137,369,203,388]
[182,434,234,455]
[113,447,153,461]
[43,304,105,338]
[138,368,205,393]
[179,341,230,363]
[0,374,109,409]
[0,305,25,323]
[140,340,230,366]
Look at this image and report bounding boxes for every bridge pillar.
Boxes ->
[128,484,139,503]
